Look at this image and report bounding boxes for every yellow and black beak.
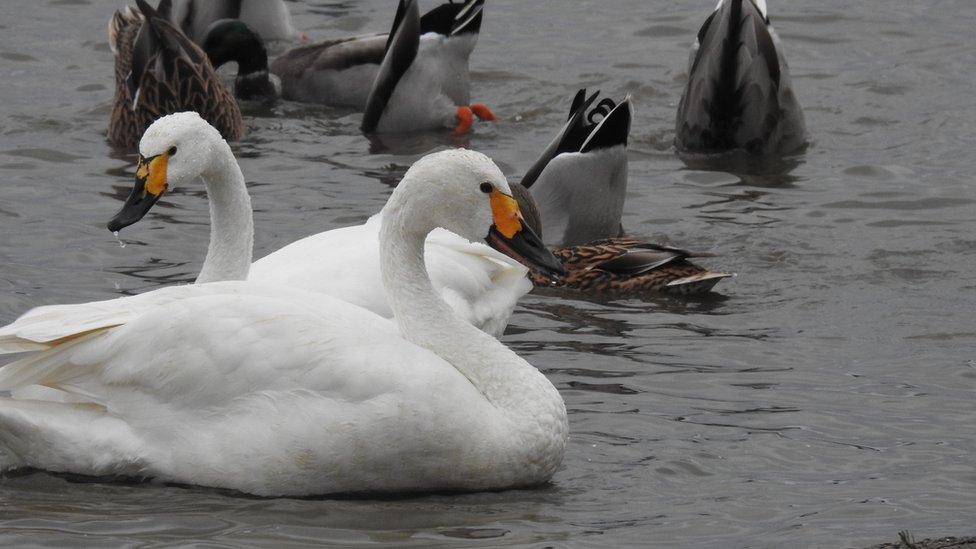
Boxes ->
[484,189,564,276]
[107,151,170,232]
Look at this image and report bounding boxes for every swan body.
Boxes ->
[250,214,530,338]
[107,112,530,336]
[675,0,806,155]
[0,149,567,497]
[107,0,242,150]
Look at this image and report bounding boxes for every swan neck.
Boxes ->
[378,198,559,414]
[196,141,253,283]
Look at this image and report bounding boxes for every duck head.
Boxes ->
[202,19,280,103]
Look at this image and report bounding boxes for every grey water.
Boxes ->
[1,0,975,547]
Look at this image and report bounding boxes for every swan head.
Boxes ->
[392,149,564,276]
[107,112,224,233]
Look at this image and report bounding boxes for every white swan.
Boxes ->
[106,112,538,336]
[0,148,568,497]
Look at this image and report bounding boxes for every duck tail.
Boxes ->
[676,0,784,153]
[664,271,736,295]
[419,0,485,37]
[108,5,142,55]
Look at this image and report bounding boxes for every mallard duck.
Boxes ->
[516,89,733,295]
[202,0,494,133]
[0,149,567,497]
[107,0,243,149]
[170,0,302,44]
[675,0,806,155]
[521,89,632,248]
[107,112,540,336]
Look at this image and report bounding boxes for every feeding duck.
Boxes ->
[169,0,303,44]
[202,0,494,133]
[675,0,806,156]
[0,149,567,497]
[106,112,545,337]
[107,0,243,150]
[517,89,733,295]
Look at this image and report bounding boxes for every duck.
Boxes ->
[516,89,733,295]
[202,0,494,134]
[106,112,541,337]
[674,0,807,156]
[0,149,568,497]
[169,0,303,44]
[521,89,632,248]
[107,0,243,150]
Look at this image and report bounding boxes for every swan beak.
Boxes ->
[107,151,170,232]
[485,190,564,276]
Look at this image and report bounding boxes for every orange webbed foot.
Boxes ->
[470,103,496,121]
[454,106,474,135]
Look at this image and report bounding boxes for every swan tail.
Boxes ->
[0,330,108,393]
[0,397,143,476]
[0,299,133,355]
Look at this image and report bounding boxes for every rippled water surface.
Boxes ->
[2,0,976,547]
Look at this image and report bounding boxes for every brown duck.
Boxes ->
[107,0,242,150]
[514,89,733,295]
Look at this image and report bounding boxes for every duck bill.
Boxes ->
[486,223,564,277]
[107,152,169,233]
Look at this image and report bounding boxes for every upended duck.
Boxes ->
[202,0,494,133]
[108,0,243,149]
[169,0,302,44]
[0,149,567,497]
[518,89,733,295]
[675,0,806,156]
[106,112,548,337]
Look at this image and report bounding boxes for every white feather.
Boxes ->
[0,151,567,497]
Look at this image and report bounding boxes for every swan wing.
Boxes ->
[250,214,529,336]
[0,283,502,495]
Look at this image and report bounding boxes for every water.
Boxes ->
[1,0,975,547]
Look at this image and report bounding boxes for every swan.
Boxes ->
[106,112,540,336]
[201,0,494,133]
[107,0,242,150]
[674,0,807,155]
[515,89,732,294]
[0,149,568,497]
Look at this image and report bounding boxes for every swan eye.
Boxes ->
[168,146,178,156]
[479,182,493,194]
